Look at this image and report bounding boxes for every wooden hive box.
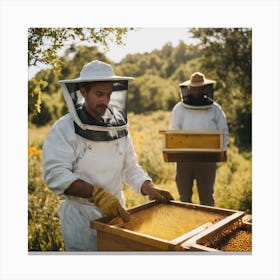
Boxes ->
[90,200,244,251]
[180,220,252,252]
[159,130,226,162]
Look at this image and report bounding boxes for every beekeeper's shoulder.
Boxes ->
[50,113,75,136]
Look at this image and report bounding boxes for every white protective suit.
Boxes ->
[170,101,229,149]
[43,113,151,251]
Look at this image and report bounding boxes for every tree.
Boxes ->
[28,28,131,115]
[127,74,177,113]
[28,28,131,69]
[190,28,252,150]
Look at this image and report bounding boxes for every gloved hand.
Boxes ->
[148,188,175,203]
[141,181,174,203]
[90,185,130,222]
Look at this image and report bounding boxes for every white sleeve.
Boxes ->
[42,119,80,195]
[215,104,229,150]
[170,103,182,130]
[122,133,152,195]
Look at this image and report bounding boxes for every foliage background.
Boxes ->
[28,28,252,251]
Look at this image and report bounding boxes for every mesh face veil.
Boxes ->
[60,80,129,141]
[180,84,214,109]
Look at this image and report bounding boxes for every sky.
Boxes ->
[28,27,198,79]
[101,27,198,62]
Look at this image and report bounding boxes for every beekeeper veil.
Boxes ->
[59,60,134,141]
[179,72,216,109]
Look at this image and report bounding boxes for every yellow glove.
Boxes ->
[91,185,130,222]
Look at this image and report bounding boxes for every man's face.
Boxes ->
[190,86,203,98]
[81,82,113,120]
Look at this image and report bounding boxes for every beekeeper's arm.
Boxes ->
[123,133,174,202]
[64,179,129,221]
[215,105,229,150]
[43,119,81,195]
[170,103,182,130]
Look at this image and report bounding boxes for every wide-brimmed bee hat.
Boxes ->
[179,72,216,87]
[59,60,134,84]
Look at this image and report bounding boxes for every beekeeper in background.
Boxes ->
[170,72,229,206]
[43,60,174,251]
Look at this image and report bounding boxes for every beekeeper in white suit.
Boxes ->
[170,72,229,207]
[43,60,174,251]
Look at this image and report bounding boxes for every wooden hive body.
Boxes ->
[91,201,244,251]
[159,130,226,162]
[180,220,252,252]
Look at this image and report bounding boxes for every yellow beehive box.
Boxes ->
[90,200,244,251]
[159,130,226,162]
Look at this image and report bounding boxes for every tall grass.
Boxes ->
[28,111,251,251]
